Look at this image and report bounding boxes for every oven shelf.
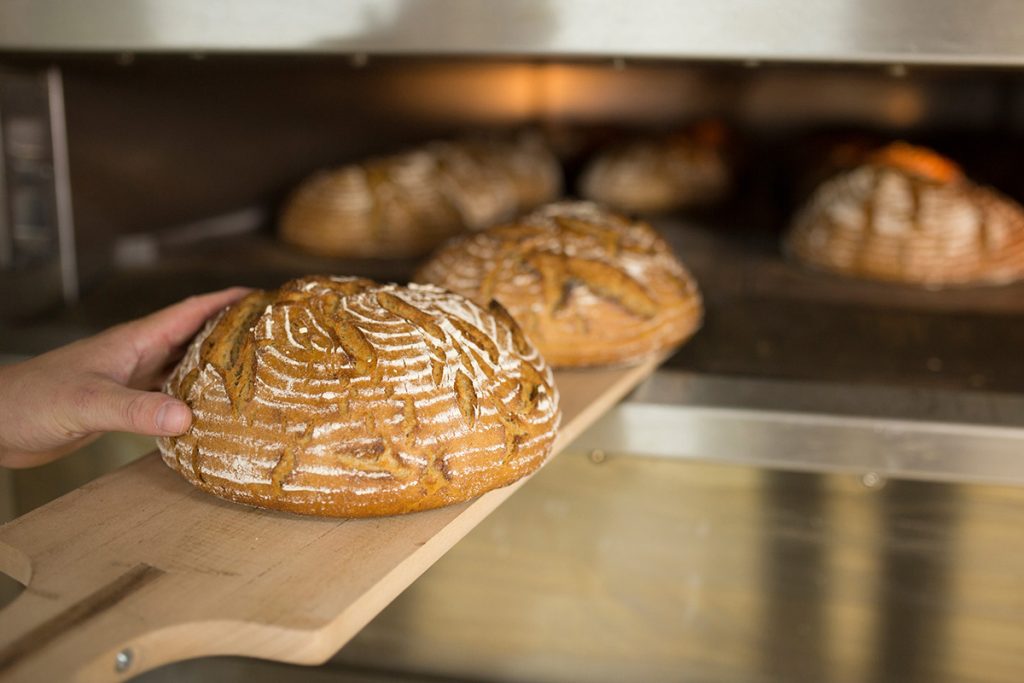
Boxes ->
[10,210,1024,394]
[7,208,1024,494]
[577,370,1024,488]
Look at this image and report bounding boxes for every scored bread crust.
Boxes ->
[279,151,463,259]
[279,132,562,259]
[579,124,730,214]
[416,201,703,368]
[785,144,1024,287]
[157,276,560,517]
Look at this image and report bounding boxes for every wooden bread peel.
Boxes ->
[0,359,662,682]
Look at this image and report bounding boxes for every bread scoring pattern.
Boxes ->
[786,143,1024,287]
[158,276,560,517]
[416,201,703,367]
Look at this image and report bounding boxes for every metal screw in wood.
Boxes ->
[115,648,133,673]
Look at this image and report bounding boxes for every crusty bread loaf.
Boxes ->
[579,121,730,214]
[431,133,562,228]
[157,276,560,517]
[280,132,562,259]
[785,142,1024,287]
[279,151,463,259]
[416,201,703,367]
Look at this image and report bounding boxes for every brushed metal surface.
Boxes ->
[0,82,8,269]
[0,66,70,317]
[1,0,1024,65]
[46,67,78,304]
[573,371,1024,487]
[328,452,1024,683]
[631,371,1024,427]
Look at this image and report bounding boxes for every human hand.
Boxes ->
[0,288,251,468]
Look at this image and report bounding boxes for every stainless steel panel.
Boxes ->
[0,66,75,316]
[0,92,8,269]
[329,452,1024,683]
[3,0,1024,66]
[573,371,1024,487]
[45,67,78,304]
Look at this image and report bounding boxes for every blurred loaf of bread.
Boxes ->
[579,121,731,214]
[786,142,1024,287]
[280,132,562,259]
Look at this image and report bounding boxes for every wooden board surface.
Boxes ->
[0,359,661,683]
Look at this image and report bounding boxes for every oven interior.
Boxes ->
[2,55,1024,682]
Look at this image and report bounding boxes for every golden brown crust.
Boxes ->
[867,142,963,184]
[415,201,703,368]
[785,143,1024,287]
[157,276,560,517]
[578,121,730,214]
[279,132,562,259]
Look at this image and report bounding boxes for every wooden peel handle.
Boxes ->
[0,549,165,682]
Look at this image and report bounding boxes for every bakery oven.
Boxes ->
[3,3,1024,682]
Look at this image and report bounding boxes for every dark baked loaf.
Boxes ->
[785,142,1024,287]
[579,121,730,214]
[416,201,703,367]
[279,132,562,259]
[157,275,560,517]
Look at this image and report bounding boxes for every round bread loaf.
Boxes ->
[785,143,1024,287]
[431,133,562,228]
[415,201,703,367]
[157,276,560,517]
[279,151,463,259]
[280,132,562,259]
[579,121,730,214]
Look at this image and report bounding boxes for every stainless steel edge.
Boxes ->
[46,67,77,304]
[2,0,1024,66]
[570,370,1024,486]
[0,91,9,269]
[631,371,1024,427]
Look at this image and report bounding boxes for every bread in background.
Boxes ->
[159,275,560,517]
[785,142,1024,287]
[279,131,562,259]
[578,120,731,214]
[416,200,703,367]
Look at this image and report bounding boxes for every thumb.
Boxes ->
[73,380,193,437]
